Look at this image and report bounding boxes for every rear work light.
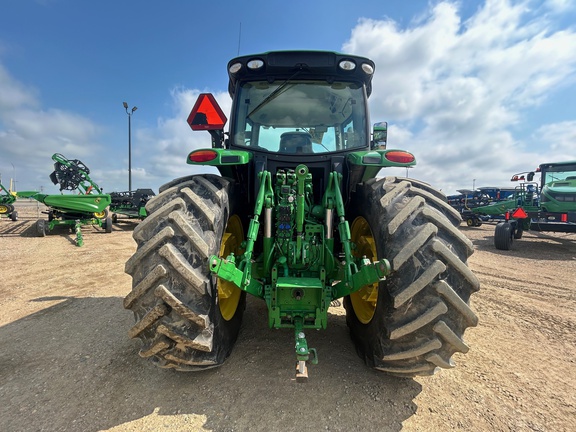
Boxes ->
[338,60,356,71]
[247,59,264,69]
[229,62,242,74]
[361,63,374,74]
[385,151,415,164]
[189,150,218,162]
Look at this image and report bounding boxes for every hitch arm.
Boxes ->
[332,257,391,298]
[208,254,263,298]
[208,170,274,298]
[294,318,318,382]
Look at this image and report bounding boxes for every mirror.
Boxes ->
[372,121,387,148]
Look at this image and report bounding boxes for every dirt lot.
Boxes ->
[1,201,575,432]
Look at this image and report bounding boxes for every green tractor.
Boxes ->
[124,51,479,380]
[0,182,18,221]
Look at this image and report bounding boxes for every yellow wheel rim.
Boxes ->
[218,215,244,321]
[94,210,107,219]
[350,217,378,324]
[0,205,9,215]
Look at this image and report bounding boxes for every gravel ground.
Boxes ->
[0,201,575,431]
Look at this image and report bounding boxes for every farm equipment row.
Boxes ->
[449,161,576,250]
[492,162,576,250]
[448,187,516,227]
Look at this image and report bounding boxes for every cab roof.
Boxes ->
[227,50,376,98]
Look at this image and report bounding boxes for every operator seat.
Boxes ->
[279,132,313,154]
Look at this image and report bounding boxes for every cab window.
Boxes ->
[232,80,368,154]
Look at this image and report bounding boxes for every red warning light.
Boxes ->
[384,151,415,164]
[189,150,218,162]
[187,93,227,131]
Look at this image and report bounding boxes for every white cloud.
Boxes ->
[0,64,105,191]
[533,120,576,158]
[343,0,576,194]
[544,0,575,13]
[0,64,38,111]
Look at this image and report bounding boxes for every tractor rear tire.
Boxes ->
[124,174,246,370]
[345,177,479,377]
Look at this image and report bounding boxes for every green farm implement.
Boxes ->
[124,51,479,380]
[448,187,516,227]
[473,161,576,250]
[19,153,112,246]
[109,189,155,222]
[0,182,18,221]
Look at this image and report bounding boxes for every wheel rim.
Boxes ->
[94,210,107,219]
[466,218,474,226]
[350,217,378,324]
[218,215,244,321]
[0,204,9,215]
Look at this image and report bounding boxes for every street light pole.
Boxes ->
[11,162,15,192]
[123,102,138,193]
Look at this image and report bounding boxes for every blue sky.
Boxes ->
[1,0,575,195]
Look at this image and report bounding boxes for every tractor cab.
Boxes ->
[187,51,410,203]
[225,51,375,155]
[187,51,378,155]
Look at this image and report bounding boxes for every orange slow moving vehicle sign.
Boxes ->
[511,207,528,219]
[187,93,227,131]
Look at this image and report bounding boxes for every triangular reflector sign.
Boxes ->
[187,93,227,131]
[511,208,528,219]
